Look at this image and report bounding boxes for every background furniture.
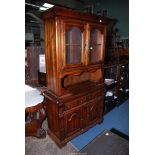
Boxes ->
[25,85,46,138]
[104,64,119,113]
[104,52,129,113]
[42,6,111,147]
[38,54,47,86]
[25,46,44,86]
[38,72,47,86]
[103,22,129,113]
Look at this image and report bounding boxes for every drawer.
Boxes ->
[64,96,86,110]
[64,90,104,111]
[86,91,103,101]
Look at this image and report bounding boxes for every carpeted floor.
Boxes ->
[25,135,78,155]
[25,120,78,155]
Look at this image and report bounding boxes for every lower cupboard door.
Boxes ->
[88,100,103,124]
[65,109,82,137]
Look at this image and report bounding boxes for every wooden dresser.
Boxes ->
[42,6,111,147]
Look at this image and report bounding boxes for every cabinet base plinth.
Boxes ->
[47,118,103,148]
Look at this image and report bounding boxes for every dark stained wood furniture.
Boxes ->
[25,103,46,138]
[38,71,47,86]
[25,46,45,85]
[42,6,111,147]
[25,85,46,138]
[104,61,129,113]
[38,54,47,86]
[104,43,129,113]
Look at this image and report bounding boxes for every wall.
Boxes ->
[92,0,129,38]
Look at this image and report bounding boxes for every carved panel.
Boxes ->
[65,109,82,136]
[87,99,103,124]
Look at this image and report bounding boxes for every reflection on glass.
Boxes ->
[66,27,82,64]
[89,29,102,63]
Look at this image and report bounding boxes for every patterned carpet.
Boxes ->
[25,120,78,155]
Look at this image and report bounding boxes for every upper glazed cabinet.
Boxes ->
[43,6,111,96]
[63,20,106,68]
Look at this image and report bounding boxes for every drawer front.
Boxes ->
[65,90,103,110]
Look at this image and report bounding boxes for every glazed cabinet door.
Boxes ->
[88,25,105,64]
[64,108,82,137]
[63,20,86,68]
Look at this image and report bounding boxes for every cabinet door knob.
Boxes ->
[90,46,93,50]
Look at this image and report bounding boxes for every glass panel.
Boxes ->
[89,29,102,63]
[66,27,82,64]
